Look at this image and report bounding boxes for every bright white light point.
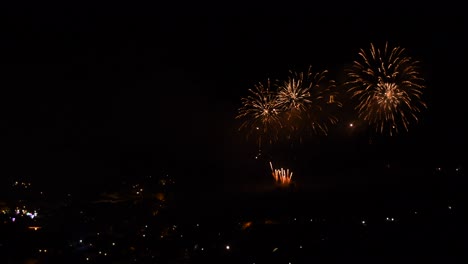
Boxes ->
[256,127,259,130]
[201,248,204,251]
[299,245,302,249]
[361,220,366,224]
[112,242,115,246]
[349,123,353,127]
[79,240,83,243]
[226,245,230,250]
[448,206,452,210]
[86,258,89,261]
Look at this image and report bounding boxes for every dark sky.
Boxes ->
[1,4,466,194]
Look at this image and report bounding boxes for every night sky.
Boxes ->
[1,4,466,198]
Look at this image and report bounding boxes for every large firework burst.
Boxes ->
[276,66,341,139]
[345,41,427,136]
[236,79,284,146]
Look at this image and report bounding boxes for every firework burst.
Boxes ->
[345,41,427,136]
[236,79,284,146]
[276,66,341,139]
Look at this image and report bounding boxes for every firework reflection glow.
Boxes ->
[269,161,293,187]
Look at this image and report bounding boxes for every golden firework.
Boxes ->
[269,161,293,187]
[276,66,341,139]
[345,41,427,136]
[236,79,284,146]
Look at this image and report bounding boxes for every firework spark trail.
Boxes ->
[276,65,341,138]
[345,41,427,136]
[269,161,293,186]
[236,79,284,146]
[236,66,341,145]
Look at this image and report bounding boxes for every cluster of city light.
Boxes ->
[15,207,38,219]
[59,173,178,262]
[1,165,462,263]
[184,197,457,263]
[67,220,188,262]
[13,181,32,188]
[4,206,39,223]
[132,184,144,195]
